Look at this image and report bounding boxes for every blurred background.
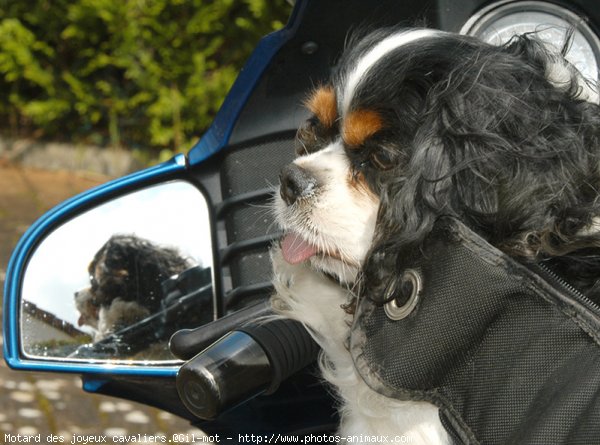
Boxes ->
[0,0,290,440]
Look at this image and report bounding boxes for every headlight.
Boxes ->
[461,1,600,83]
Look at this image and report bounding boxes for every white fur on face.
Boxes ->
[274,141,379,283]
[74,288,99,329]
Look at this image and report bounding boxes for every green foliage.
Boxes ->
[0,0,290,153]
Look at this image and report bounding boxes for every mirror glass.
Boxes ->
[20,180,213,364]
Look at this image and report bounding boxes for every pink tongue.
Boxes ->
[281,233,318,264]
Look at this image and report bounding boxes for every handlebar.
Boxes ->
[169,300,272,360]
[175,315,320,420]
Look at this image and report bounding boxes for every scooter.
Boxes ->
[5,0,600,441]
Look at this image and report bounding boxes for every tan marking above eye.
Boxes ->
[305,86,337,128]
[342,109,383,148]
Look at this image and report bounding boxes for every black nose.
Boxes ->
[279,164,318,205]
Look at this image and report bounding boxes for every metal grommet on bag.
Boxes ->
[384,269,422,320]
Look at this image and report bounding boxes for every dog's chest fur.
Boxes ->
[270,248,450,444]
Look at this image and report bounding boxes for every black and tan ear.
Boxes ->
[502,34,599,103]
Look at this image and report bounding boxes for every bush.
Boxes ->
[0,0,290,155]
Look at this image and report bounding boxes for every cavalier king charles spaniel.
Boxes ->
[271,28,600,443]
[75,234,191,341]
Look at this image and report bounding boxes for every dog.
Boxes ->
[74,234,191,341]
[271,28,600,443]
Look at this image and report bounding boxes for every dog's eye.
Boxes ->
[295,115,337,156]
[295,124,315,156]
[370,149,395,170]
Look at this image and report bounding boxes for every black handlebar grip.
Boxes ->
[169,300,272,360]
[237,318,320,394]
[176,317,319,420]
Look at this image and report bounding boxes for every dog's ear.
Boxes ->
[364,36,600,303]
[503,33,599,104]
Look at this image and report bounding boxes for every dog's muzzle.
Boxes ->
[351,217,600,444]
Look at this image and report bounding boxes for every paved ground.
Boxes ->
[0,162,201,443]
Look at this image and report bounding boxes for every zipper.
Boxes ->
[534,261,600,316]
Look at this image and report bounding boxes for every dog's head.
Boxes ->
[275,28,600,299]
[74,234,190,331]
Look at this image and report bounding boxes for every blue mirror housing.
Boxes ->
[3,154,194,377]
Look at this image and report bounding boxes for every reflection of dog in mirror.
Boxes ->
[75,234,191,341]
[271,28,600,443]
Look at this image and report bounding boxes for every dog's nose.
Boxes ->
[279,164,318,205]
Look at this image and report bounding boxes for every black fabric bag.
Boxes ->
[351,217,600,444]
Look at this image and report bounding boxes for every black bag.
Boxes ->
[351,217,600,444]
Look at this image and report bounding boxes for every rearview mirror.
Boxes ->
[18,180,214,364]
